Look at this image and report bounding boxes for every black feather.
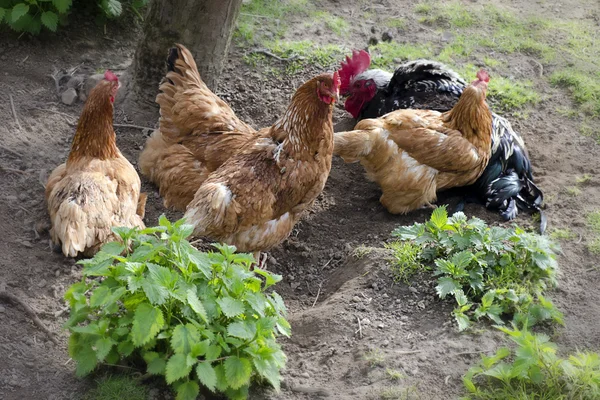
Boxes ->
[166,47,179,72]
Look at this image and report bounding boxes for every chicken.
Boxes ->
[334,70,492,214]
[139,44,257,212]
[183,71,340,267]
[45,71,146,257]
[338,50,544,232]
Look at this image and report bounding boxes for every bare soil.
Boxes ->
[1,1,599,399]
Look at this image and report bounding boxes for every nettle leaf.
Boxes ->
[206,344,222,361]
[171,324,201,354]
[253,357,281,390]
[214,364,230,392]
[42,10,59,31]
[117,340,134,356]
[11,3,28,23]
[143,351,167,375]
[186,289,208,323]
[196,362,217,392]
[455,312,471,331]
[187,249,213,279]
[429,205,448,230]
[217,297,245,318]
[175,381,199,400]
[227,321,257,340]
[131,303,165,347]
[52,0,72,13]
[94,337,115,362]
[253,268,282,289]
[245,291,267,317]
[100,0,123,17]
[224,356,252,390]
[166,353,193,384]
[436,277,460,298]
[276,317,291,337]
[0,8,5,24]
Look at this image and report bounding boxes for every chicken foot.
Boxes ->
[252,251,269,271]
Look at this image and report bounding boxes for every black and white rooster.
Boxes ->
[338,50,545,232]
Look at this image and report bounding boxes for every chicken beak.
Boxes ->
[331,89,339,103]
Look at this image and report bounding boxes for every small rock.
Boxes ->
[442,31,455,42]
[300,371,310,379]
[400,315,408,321]
[61,88,78,105]
[288,274,295,281]
[356,303,367,311]
[20,240,33,248]
[66,75,85,89]
[418,354,428,362]
[37,279,47,288]
[377,323,385,329]
[0,305,5,313]
[361,318,371,325]
[382,293,389,299]
[382,340,390,347]
[291,282,301,290]
[382,31,393,42]
[409,287,418,294]
[371,282,378,290]
[55,269,61,277]
[352,296,361,303]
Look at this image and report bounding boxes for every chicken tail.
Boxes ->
[334,125,386,162]
[184,182,237,237]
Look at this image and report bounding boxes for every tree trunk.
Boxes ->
[122,0,243,118]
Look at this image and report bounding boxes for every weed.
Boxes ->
[384,18,406,29]
[464,325,600,399]
[576,174,593,185]
[550,70,600,117]
[393,207,562,331]
[83,375,147,400]
[588,239,600,255]
[386,241,428,283]
[386,368,404,381]
[418,1,476,28]
[587,211,600,233]
[353,244,374,259]
[380,386,404,399]
[364,349,385,367]
[565,186,582,196]
[580,122,600,144]
[65,217,290,400]
[550,228,577,241]
[414,3,432,15]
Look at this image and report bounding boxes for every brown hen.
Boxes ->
[334,70,492,214]
[183,71,340,266]
[139,44,257,211]
[46,71,146,257]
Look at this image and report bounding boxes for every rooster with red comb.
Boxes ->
[337,50,545,233]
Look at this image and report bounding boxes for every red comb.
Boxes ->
[104,70,118,82]
[339,50,371,94]
[476,69,490,83]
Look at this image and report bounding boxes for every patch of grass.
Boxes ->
[418,1,476,28]
[380,385,420,400]
[580,122,600,144]
[235,0,313,45]
[414,3,432,15]
[353,244,374,259]
[550,228,577,241]
[364,349,385,367]
[386,241,428,283]
[464,325,600,400]
[588,238,600,255]
[369,42,433,70]
[576,174,593,185]
[386,368,404,381]
[550,70,600,117]
[393,207,562,331]
[565,186,582,196]
[314,12,349,36]
[587,211,600,254]
[83,375,147,400]
[384,18,406,29]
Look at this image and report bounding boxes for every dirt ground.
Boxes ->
[1,0,600,399]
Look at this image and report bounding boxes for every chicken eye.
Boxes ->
[365,81,373,87]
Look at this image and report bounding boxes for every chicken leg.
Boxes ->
[252,251,269,270]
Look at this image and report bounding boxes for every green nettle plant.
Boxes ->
[463,325,600,399]
[391,206,562,331]
[64,217,290,400]
[0,0,148,34]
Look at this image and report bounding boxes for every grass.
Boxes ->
[576,174,593,184]
[386,241,428,283]
[368,42,433,69]
[565,186,582,197]
[587,211,600,254]
[364,348,385,367]
[353,244,375,259]
[314,11,349,36]
[83,375,147,400]
[580,122,600,144]
[384,18,406,29]
[550,70,600,117]
[550,228,577,241]
[386,368,404,381]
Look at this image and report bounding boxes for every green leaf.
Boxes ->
[11,3,28,23]
[430,205,448,230]
[166,353,193,384]
[52,0,72,13]
[175,381,199,400]
[217,297,245,318]
[227,321,257,340]
[94,337,114,362]
[117,340,134,356]
[142,278,169,305]
[455,313,471,331]
[214,364,229,392]
[131,303,165,347]
[187,289,208,323]
[206,344,222,361]
[436,277,460,298]
[187,249,213,279]
[196,362,217,392]
[100,0,123,17]
[276,317,291,337]
[40,11,58,31]
[143,351,167,375]
[171,324,201,354]
[253,357,281,390]
[224,356,252,390]
[245,291,267,317]
[0,8,6,24]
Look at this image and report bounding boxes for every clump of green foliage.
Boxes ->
[64,217,290,400]
[83,375,147,400]
[586,210,600,255]
[391,207,562,331]
[463,325,600,399]
[0,0,147,34]
[550,70,600,117]
[368,42,433,69]
[386,241,428,283]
